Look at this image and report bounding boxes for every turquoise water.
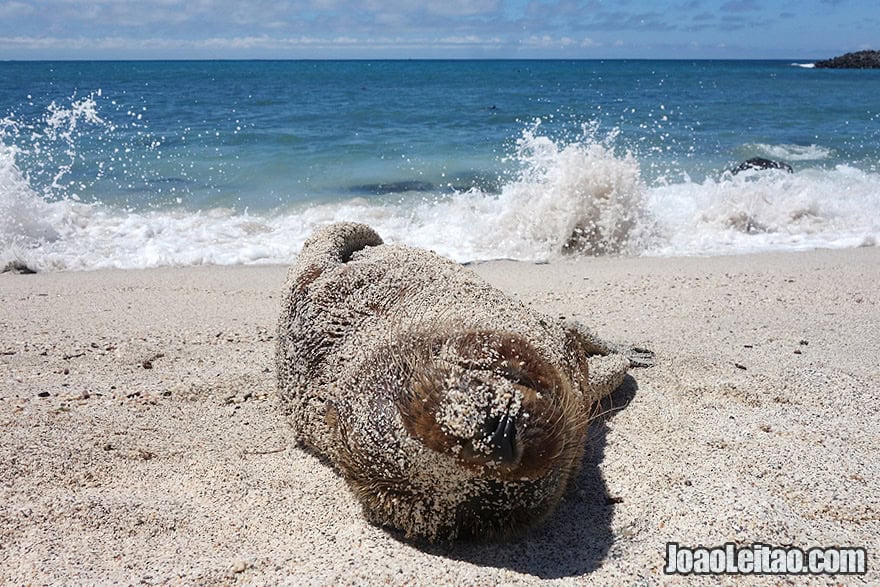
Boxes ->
[1,60,879,270]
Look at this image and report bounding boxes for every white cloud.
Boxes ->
[0,0,866,59]
[0,33,508,53]
[520,34,594,49]
[522,35,552,47]
[8,0,505,33]
[437,35,502,46]
[0,1,33,17]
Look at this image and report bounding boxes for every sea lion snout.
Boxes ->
[456,390,524,472]
[486,411,517,464]
[399,330,570,480]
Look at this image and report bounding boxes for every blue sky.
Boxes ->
[0,0,876,60]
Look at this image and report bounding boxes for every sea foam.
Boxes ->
[648,164,880,256]
[2,109,879,271]
[749,143,833,161]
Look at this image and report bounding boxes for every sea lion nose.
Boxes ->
[485,413,517,464]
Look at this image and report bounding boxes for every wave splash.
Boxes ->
[749,143,833,161]
[650,165,880,255]
[1,116,655,270]
[392,120,651,260]
[1,101,878,272]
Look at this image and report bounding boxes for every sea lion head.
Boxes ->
[402,330,579,482]
[332,329,590,541]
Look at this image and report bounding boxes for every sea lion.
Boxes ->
[276,222,652,541]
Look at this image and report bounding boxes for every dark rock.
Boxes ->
[814,50,880,69]
[2,260,37,274]
[350,180,435,195]
[731,158,793,175]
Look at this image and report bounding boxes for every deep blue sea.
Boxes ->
[1,60,879,270]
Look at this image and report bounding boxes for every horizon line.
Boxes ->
[0,56,822,63]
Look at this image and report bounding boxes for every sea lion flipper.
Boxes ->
[562,319,653,401]
[562,326,619,402]
[621,346,654,368]
[297,222,384,272]
[586,354,630,399]
[561,318,654,367]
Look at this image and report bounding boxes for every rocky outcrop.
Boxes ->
[814,50,880,69]
[1,260,37,274]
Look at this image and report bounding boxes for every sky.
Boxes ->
[0,0,876,60]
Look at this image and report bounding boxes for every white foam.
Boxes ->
[0,144,63,265]
[390,121,650,260]
[2,120,879,272]
[647,165,880,256]
[750,143,833,161]
[792,62,816,69]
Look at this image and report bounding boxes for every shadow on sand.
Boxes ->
[408,375,640,579]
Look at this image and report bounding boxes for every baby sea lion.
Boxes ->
[276,222,652,541]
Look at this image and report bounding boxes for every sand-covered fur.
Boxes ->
[276,222,650,540]
[2,248,878,583]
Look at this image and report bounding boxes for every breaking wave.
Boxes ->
[749,143,833,162]
[1,100,878,272]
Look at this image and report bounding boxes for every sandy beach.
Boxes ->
[1,246,878,585]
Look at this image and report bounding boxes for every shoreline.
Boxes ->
[2,246,878,584]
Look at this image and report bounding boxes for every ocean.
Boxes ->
[1,60,878,271]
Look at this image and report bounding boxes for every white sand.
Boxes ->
[1,248,878,584]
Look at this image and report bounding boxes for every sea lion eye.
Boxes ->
[502,361,534,387]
